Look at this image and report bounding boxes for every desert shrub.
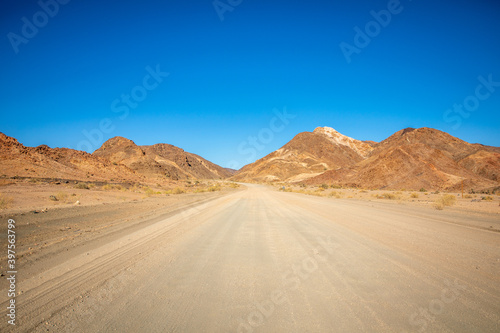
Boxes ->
[433,194,456,210]
[75,183,90,190]
[56,192,68,202]
[207,186,220,192]
[172,187,185,194]
[441,194,456,206]
[320,184,329,189]
[378,193,396,200]
[330,184,342,189]
[482,196,493,201]
[433,201,444,210]
[102,184,113,191]
[0,194,14,209]
[328,191,342,199]
[144,187,155,197]
[434,190,440,194]
[410,193,419,198]
[419,188,427,192]
[464,194,472,199]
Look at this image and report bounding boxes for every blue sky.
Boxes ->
[1,0,499,169]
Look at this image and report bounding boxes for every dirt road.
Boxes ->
[1,184,499,332]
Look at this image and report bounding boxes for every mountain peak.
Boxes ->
[313,126,373,157]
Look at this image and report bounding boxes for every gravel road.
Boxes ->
[1,184,499,332]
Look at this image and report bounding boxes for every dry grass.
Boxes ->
[433,194,457,210]
[207,185,221,192]
[377,193,397,200]
[410,193,419,198]
[75,183,90,190]
[0,194,14,209]
[144,187,156,197]
[328,191,343,199]
[56,192,68,202]
[172,187,185,194]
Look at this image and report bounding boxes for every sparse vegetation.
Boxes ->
[320,183,329,189]
[144,187,155,197]
[410,193,419,198]
[103,184,123,191]
[0,194,14,209]
[207,185,221,192]
[328,191,342,199]
[419,188,427,192]
[172,187,185,194]
[75,183,90,190]
[56,192,68,202]
[377,193,397,200]
[226,182,240,188]
[482,196,493,201]
[433,194,456,210]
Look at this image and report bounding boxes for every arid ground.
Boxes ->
[0,183,499,332]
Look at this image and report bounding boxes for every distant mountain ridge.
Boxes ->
[0,133,231,183]
[93,136,232,180]
[2,128,498,191]
[232,127,500,191]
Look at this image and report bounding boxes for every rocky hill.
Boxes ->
[0,133,231,183]
[0,133,142,182]
[93,137,232,180]
[233,127,500,191]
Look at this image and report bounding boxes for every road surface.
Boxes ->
[2,184,500,332]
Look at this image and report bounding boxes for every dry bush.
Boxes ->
[75,183,90,190]
[482,196,493,201]
[433,194,456,210]
[102,184,113,191]
[433,201,444,210]
[377,193,396,200]
[207,185,221,192]
[410,193,419,198]
[172,187,185,194]
[144,187,155,197]
[0,194,14,209]
[56,192,68,202]
[328,191,342,199]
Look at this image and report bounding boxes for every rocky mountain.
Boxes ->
[233,127,372,182]
[0,133,142,182]
[0,133,231,183]
[233,127,500,191]
[93,136,232,180]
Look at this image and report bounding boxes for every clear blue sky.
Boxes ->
[1,0,499,169]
